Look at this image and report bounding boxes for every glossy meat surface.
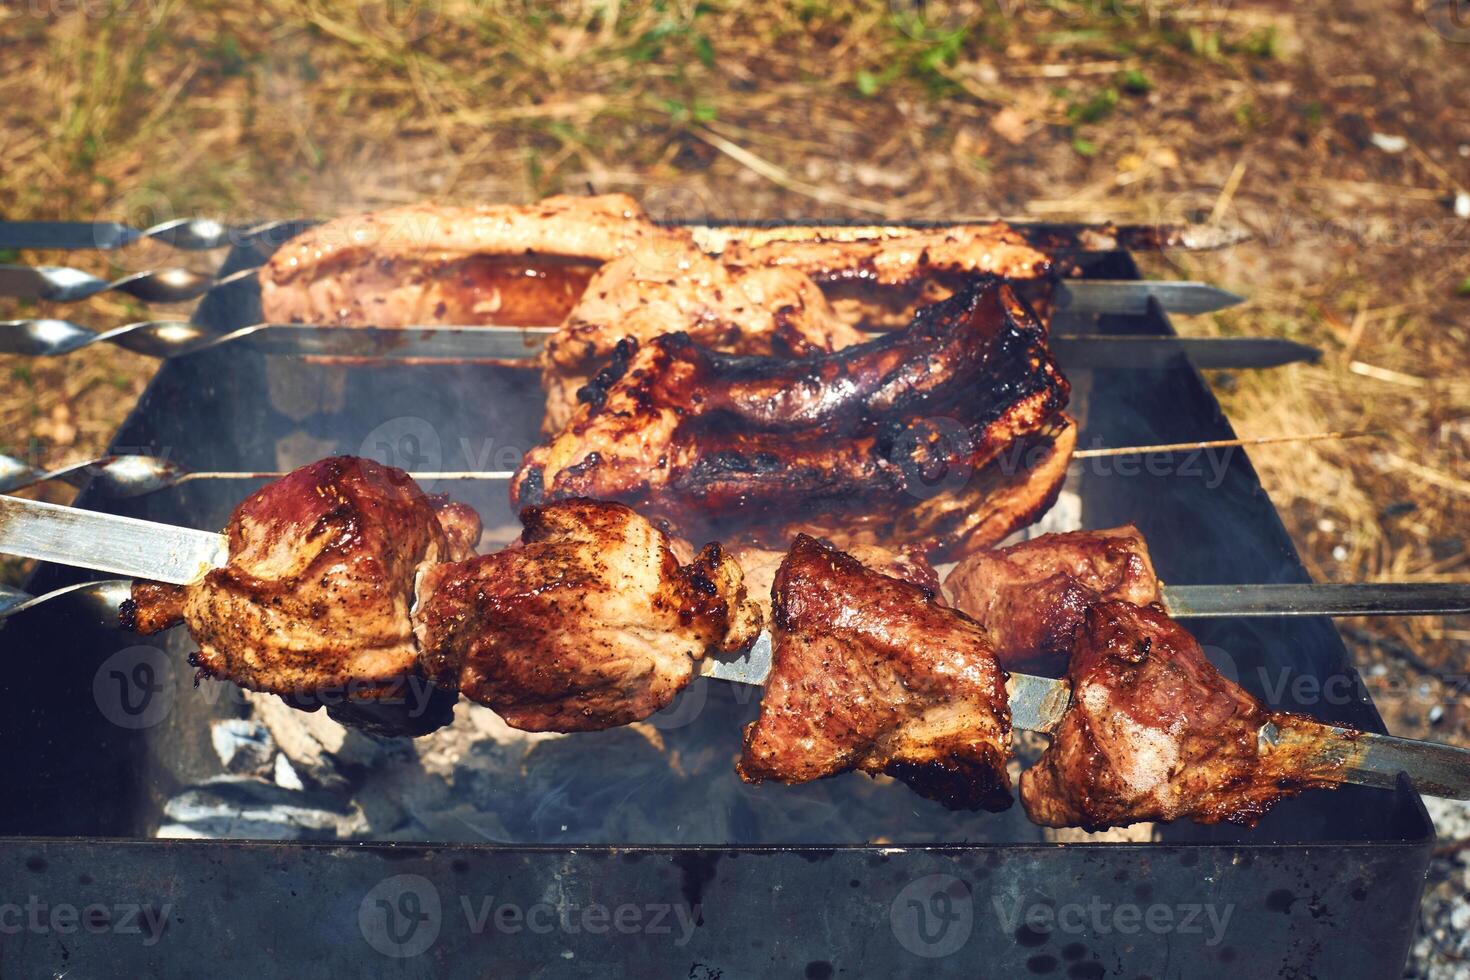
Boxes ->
[731,539,939,621]
[540,248,865,432]
[945,525,1160,672]
[738,535,1013,810]
[123,457,480,698]
[515,277,1071,557]
[1020,601,1341,830]
[259,194,682,327]
[414,498,761,732]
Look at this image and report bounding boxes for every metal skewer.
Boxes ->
[0,317,1317,370]
[0,494,1464,802]
[0,433,1372,498]
[0,261,1241,315]
[0,218,1249,255]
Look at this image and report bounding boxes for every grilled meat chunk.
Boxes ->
[259,194,686,327]
[122,457,480,698]
[945,526,1160,673]
[414,498,761,732]
[738,535,1013,810]
[515,277,1071,559]
[541,247,865,432]
[731,540,939,622]
[724,222,1053,287]
[1020,601,1343,830]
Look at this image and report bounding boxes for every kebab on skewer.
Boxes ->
[121,457,761,734]
[4,465,1468,829]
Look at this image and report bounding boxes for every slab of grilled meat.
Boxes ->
[730,540,939,623]
[540,246,865,432]
[945,525,1160,673]
[122,456,481,699]
[738,535,1014,810]
[1020,601,1343,830]
[415,498,761,732]
[259,194,685,327]
[515,277,1072,560]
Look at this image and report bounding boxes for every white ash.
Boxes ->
[210,719,275,775]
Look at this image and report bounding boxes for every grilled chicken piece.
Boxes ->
[1020,601,1343,830]
[259,194,687,327]
[121,457,481,700]
[725,222,1053,287]
[515,277,1071,559]
[541,248,865,432]
[738,535,1013,810]
[944,526,1160,673]
[414,498,761,733]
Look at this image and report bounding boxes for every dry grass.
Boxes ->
[1,0,1467,740]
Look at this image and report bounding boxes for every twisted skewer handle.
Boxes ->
[0,319,220,357]
[0,219,307,252]
[0,264,255,304]
[0,454,190,497]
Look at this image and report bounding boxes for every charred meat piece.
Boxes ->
[1020,601,1343,830]
[122,456,480,699]
[945,525,1160,673]
[515,277,1071,559]
[259,194,687,327]
[414,498,761,733]
[738,535,1013,811]
[540,248,865,433]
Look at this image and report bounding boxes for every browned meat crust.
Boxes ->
[539,250,866,433]
[123,457,480,699]
[730,540,939,622]
[945,526,1160,673]
[514,277,1071,556]
[738,535,1013,811]
[1020,601,1343,830]
[259,194,684,327]
[414,498,761,732]
[724,222,1054,286]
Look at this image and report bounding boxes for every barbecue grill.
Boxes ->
[0,236,1434,977]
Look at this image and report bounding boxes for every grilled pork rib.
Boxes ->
[122,456,481,698]
[1020,601,1342,830]
[415,498,761,732]
[945,525,1160,673]
[738,535,1014,810]
[515,277,1072,559]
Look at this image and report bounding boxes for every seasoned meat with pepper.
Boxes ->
[122,456,480,699]
[738,535,1013,810]
[515,277,1072,560]
[1020,601,1343,830]
[944,526,1160,673]
[414,498,761,732]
